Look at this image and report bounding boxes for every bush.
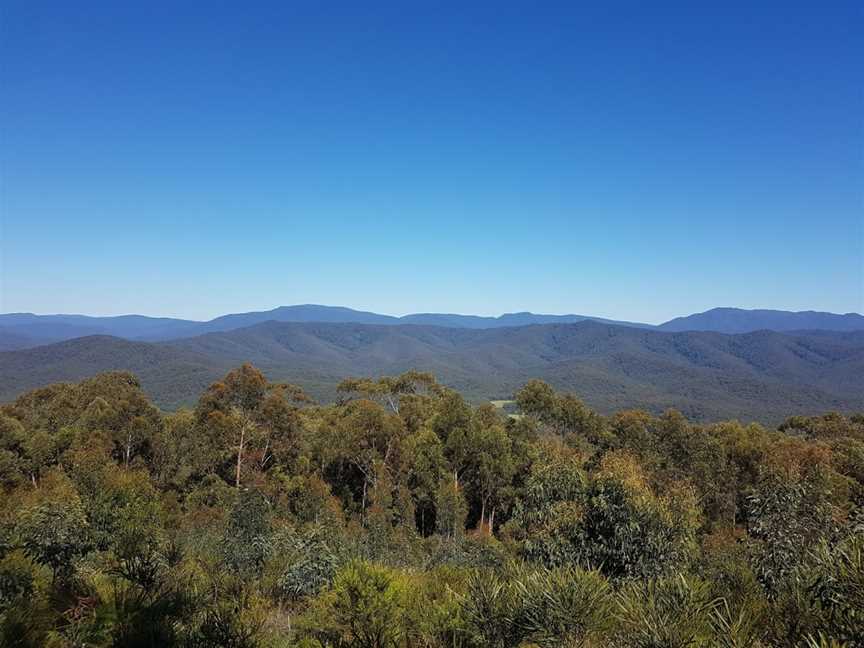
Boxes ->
[613,574,718,648]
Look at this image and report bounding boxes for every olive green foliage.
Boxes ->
[613,574,718,648]
[16,487,89,582]
[0,370,862,647]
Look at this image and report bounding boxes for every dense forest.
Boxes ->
[4,320,863,422]
[0,365,862,647]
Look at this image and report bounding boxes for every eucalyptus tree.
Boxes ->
[196,364,309,487]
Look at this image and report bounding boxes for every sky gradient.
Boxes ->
[2,1,862,324]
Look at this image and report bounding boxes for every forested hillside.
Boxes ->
[660,308,864,334]
[5,305,861,351]
[0,367,862,646]
[0,305,651,349]
[2,321,863,423]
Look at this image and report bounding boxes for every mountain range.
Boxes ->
[658,307,864,334]
[1,305,862,351]
[1,318,862,424]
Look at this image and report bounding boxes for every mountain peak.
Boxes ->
[659,308,864,334]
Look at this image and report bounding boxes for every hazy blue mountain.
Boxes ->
[0,321,109,346]
[400,311,655,329]
[659,307,864,334]
[3,305,861,351]
[195,307,655,332]
[0,313,201,346]
[0,327,43,352]
[2,320,861,423]
[190,304,399,334]
[398,313,504,327]
[0,305,652,348]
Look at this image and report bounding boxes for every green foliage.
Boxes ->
[746,465,838,594]
[222,489,272,575]
[459,568,522,648]
[0,553,34,610]
[405,429,447,535]
[510,449,699,580]
[186,586,268,648]
[435,478,467,539]
[273,525,342,601]
[797,535,864,645]
[709,598,768,648]
[16,492,89,582]
[512,565,613,646]
[313,560,408,648]
[515,379,606,442]
[613,575,718,648]
[0,367,863,647]
[458,564,614,647]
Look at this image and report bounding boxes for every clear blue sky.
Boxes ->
[1,1,862,323]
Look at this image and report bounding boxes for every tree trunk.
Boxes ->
[386,394,399,414]
[480,497,486,535]
[236,422,246,488]
[489,506,496,536]
[260,437,271,470]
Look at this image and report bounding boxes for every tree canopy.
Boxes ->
[0,369,862,647]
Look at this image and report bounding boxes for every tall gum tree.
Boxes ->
[196,364,309,488]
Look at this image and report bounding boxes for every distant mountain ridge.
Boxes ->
[399,311,653,329]
[1,319,862,424]
[660,307,864,334]
[0,313,201,345]
[0,305,861,351]
[0,305,655,349]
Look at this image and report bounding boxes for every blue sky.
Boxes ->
[1,1,862,323]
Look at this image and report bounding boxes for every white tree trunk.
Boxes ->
[235,422,246,488]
